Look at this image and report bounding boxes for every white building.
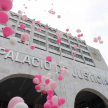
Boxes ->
[0,11,108,108]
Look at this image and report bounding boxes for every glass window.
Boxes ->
[12,25,15,29]
[9,18,17,23]
[25,30,30,34]
[82,42,86,45]
[49,45,59,52]
[70,41,78,46]
[72,47,80,53]
[41,30,45,34]
[80,45,87,50]
[48,38,58,44]
[62,38,68,43]
[13,15,19,18]
[74,54,83,59]
[63,34,67,38]
[26,20,32,24]
[17,27,24,32]
[48,33,57,39]
[69,37,77,41]
[84,57,93,63]
[60,43,70,48]
[61,49,71,55]
[82,51,90,56]
[34,33,45,40]
[25,24,31,28]
[33,39,46,47]
[15,33,21,38]
[1,23,6,26]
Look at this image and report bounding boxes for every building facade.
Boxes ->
[0,11,108,108]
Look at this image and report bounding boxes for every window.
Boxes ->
[84,57,93,63]
[63,34,67,38]
[34,33,45,40]
[62,38,68,43]
[69,37,77,41]
[82,51,90,56]
[13,15,19,18]
[12,25,15,29]
[25,24,31,29]
[17,27,24,32]
[25,30,30,34]
[33,39,46,47]
[70,41,78,46]
[15,33,21,38]
[48,33,57,39]
[72,47,80,53]
[49,45,59,52]
[74,54,83,59]
[78,40,86,45]
[41,30,45,34]
[26,20,32,24]
[80,45,87,50]
[61,49,71,55]
[48,38,58,44]
[60,43,70,48]
[48,28,56,33]
[9,18,17,23]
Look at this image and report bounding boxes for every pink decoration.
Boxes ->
[47,96,52,100]
[0,11,9,24]
[99,41,103,44]
[36,21,40,24]
[45,79,50,85]
[22,15,27,20]
[47,100,53,105]
[66,29,69,32]
[52,104,58,108]
[93,38,98,43]
[76,29,81,33]
[33,79,36,84]
[3,26,13,37]
[5,49,9,52]
[58,75,63,81]
[60,68,67,75]
[0,0,13,11]
[21,33,29,41]
[57,38,61,43]
[12,29,15,34]
[56,32,59,36]
[34,74,38,78]
[30,45,35,50]
[80,34,83,37]
[58,97,65,105]
[35,85,40,90]
[18,10,22,14]
[42,90,47,94]
[44,102,51,108]
[25,6,27,9]
[74,52,76,55]
[46,55,52,62]
[77,34,81,37]
[20,24,26,29]
[24,41,27,45]
[74,57,76,60]
[8,97,24,108]
[73,45,77,49]
[50,81,57,90]
[47,89,54,97]
[57,15,61,18]
[67,33,71,36]
[37,28,41,32]
[48,9,56,15]
[97,36,101,40]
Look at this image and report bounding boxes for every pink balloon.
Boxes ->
[47,89,54,97]
[0,0,13,11]
[73,45,77,49]
[93,38,98,43]
[80,34,83,37]
[77,34,81,37]
[99,41,103,44]
[57,38,61,43]
[42,90,47,94]
[58,75,63,81]
[46,55,52,62]
[22,15,27,20]
[21,33,29,41]
[33,79,36,84]
[52,104,58,108]
[57,15,61,18]
[45,79,50,85]
[3,26,13,37]
[50,81,57,90]
[37,28,41,32]
[30,45,35,50]
[0,11,9,24]
[5,49,9,52]
[60,68,67,75]
[36,21,40,24]
[97,36,101,40]
[47,100,53,105]
[56,32,59,36]
[76,29,81,33]
[20,24,26,29]
[34,74,38,78]
[44,102,51,108]
[47,96,52,100]
[67,33,71,36]
[74,52,76,55]
[18,10,22,14]
[12,29,15,34]
[58,97,65,105]
[66,29,69,32]
[8,97,24,108]
[35,85,40,90]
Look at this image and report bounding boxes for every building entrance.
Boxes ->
[0,77,47,108]
[74,91,108,108]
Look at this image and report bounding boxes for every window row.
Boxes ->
[69,37,77,42]
[48,33,57,39]
[70,41,78,46]
[61,49,71,55]
[78,40,86,45]
[17,28,30,34]
[80,45,88,50]
[33,39,46,47]
[72,47,80,53]
[49,45,59,52]
[34,33,46,40]
[60,43,70,49]
[84,57,93,63]
[48,38,58,44]
[62,38,68,43]
[74,54,83,59]
[82,51,90,56]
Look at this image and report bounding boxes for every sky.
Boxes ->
[12,0,108,65]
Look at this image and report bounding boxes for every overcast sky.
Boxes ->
[12,0,108,65]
